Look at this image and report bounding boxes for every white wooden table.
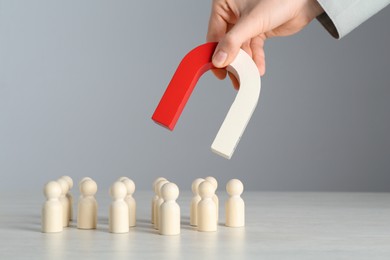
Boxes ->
[1,191,389,259]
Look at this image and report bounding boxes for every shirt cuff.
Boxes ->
[316,0,390,39]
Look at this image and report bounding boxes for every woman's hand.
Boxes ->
[207,0,324,87]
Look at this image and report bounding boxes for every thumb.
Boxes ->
[212,14,265,68]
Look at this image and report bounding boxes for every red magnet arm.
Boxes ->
[152,42,218,130]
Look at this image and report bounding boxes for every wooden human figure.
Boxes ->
[77,179,98,229]
[109,181,129,233]
[159,182,180,235]
[57,178,70,227]
[78,177,93,201]
[117,176,127,182]
[79,177,92,187]
[61,176,74,221]
[42,181,63,233]
[190,178,204,226]
[154,179,169,230]
[225,179,245,227]
[197,181,217,232]
[151,177,167,224]
[122,178,136,227]
[205,176,219,223]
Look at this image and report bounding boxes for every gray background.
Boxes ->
[0,1,389,193]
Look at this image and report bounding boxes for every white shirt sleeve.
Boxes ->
[316,0,390,38]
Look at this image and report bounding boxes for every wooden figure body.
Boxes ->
[61,176,73,221]
[109,181,129,233]
[57,178,70,227]
[190,178,204,226]
[225,179,245,227]
[151,177,166,224]
[159,182,180,235]
[205,176,219,223]
[42,181,63,233]
[197,181,217,232]
[154,179,169,229]
[122,178,136,227]
[77,179,98,229]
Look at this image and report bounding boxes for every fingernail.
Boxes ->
[213,50,227,67]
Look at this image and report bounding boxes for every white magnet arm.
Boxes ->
[211,49,261,159]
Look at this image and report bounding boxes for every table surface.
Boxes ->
[1,190,390,260]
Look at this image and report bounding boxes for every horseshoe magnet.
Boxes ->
[152,42,261,159]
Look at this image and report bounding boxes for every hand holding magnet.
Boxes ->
[152,42,261,159]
